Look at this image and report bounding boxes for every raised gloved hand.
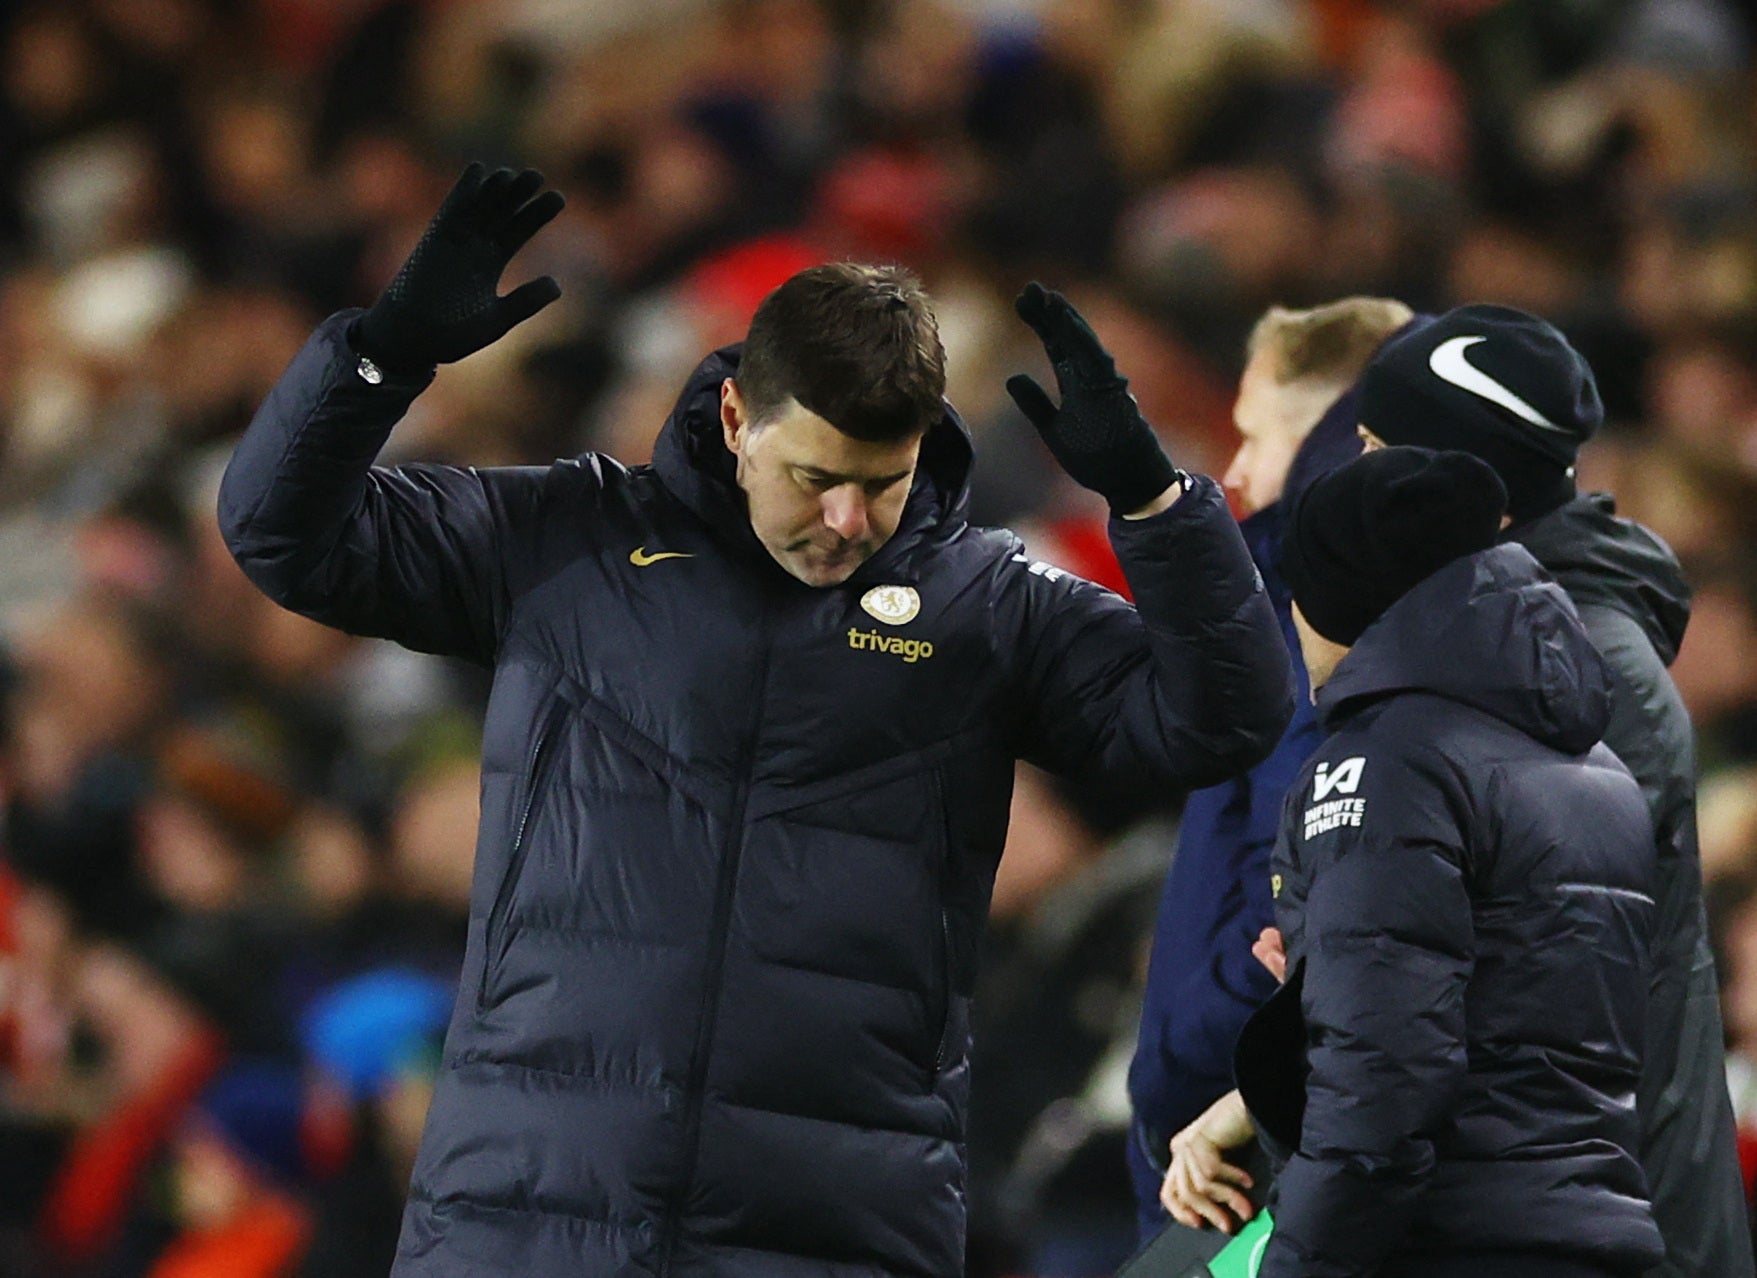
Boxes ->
[353,163,565,373]
[1007,282,1182,514]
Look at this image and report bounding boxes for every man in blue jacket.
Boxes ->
[1126,298,1411,1233]
[1355,306,1753,1278]
[1168,447,1663,1277]
[217,164,1292,1277]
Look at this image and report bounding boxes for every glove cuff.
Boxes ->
[1098,435,1182,513]
[349,313,436,377]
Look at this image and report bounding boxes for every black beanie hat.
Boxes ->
[1356,305,1602,520]
[1282,446,1509,646]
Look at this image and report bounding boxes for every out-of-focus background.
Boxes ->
[2,1,1757,1275]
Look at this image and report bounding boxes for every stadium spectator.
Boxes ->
[968,762,1172,1273]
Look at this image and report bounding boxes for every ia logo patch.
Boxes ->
[1311,756,1365,801]
[1304,756,1367,838]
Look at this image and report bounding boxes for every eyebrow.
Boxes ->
[796,465,914,486]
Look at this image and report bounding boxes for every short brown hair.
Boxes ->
[1247,296,1414,386]
[737,263,946,443]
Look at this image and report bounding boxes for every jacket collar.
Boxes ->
[1506,492,1691,665]
[1314,544,1612,754]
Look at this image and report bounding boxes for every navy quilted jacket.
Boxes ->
[1243,545,1664,1277]
[1126,503,1314,1157]
[218,313,1292,1277]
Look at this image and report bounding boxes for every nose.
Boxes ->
[1221,445,1246,497]
[820,485,870,541]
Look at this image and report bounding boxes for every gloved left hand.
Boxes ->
[353,162,565,373]
[1007,282,1182,514]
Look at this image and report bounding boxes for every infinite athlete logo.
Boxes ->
[1311,756,1365,801]
[1304,756,1367,838]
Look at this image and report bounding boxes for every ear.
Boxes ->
[720,380,747,454]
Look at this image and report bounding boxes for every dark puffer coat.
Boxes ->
[218,313,1292,1276]
[1510,495,1754,1278]
[1244,545,1665,1278]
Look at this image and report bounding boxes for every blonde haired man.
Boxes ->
[1127,296,1413,1239]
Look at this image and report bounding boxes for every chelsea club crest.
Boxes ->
[860,585,921,625]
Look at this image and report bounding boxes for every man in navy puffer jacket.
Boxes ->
[217,165,1292,1277]
[1171,447,1663,1277]
[1355,305,1752,1278]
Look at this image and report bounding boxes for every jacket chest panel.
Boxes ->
[749,573,1001,786]
[503,545,773,780]
[1269,843,1310,963]
[506,545,1004,788]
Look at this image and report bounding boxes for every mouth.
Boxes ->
[788,536,865,561]
[767,534,878,586]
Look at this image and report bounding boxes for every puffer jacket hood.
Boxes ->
[1318,543,1612,754]
[1509,492,1691,665]
[1280,386,1363,511]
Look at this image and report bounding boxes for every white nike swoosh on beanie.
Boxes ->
[1428,335,1571,434]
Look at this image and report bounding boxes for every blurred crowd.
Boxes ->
[4,0,1757,1274]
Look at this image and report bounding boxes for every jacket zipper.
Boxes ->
[659,624,772,1276]
[478,700,568,1011]
[931,768,956,1074]
[932,908,955,1073]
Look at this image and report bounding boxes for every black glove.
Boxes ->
[1007,282,1182,513]
[354,163,565,373]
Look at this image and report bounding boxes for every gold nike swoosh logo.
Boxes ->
[629,546,695,567]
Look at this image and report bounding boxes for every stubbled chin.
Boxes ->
[790,559,859,587]
[778,547,866,586]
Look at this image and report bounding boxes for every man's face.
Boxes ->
[721,380,922,587]
[1291,600,1349,697]
[1222,356,1338,515]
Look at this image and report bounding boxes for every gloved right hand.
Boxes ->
[1007,282,1182,514]
[353,163,565,373]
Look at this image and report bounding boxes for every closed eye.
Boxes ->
[795,469,911,494]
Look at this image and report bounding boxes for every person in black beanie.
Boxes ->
[1161,446,1664,1278]
[1277,446,1507,652]
[1357,308,1752,1278]
[1354,305,1598,520]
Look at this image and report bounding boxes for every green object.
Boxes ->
[1206,1210,1274,1278]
